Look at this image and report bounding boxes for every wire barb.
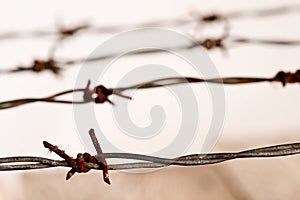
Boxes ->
[0,59,62,75]
[89,129,110,184]
[43,141,103,181]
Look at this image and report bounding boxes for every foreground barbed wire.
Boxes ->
[0,3,299,41]
[0,128,300,185]
[0,69,299,110]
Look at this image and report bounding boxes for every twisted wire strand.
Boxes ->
[0,69,298,110]
[0,141,299,170]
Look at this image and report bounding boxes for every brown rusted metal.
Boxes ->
[89,129,110,184]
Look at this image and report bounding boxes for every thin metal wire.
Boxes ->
[0,69,298,110]
[2,33,300,76]
[231,36,300,46]
[0,141,300,178]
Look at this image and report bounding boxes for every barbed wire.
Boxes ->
[1,32,300,76]
[0,128,300,185]
[0,3,299,41]
[0,69,299,110]
[1,4,300,76]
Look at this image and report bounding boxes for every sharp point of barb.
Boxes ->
[89,128,95,134]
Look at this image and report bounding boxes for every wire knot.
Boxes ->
[273,70,300,86]
[200,38,225,50]
[82,80,132,105]
[28,59,61,75]
[65,152,103,181]
[14,59,61,75]
[94,85,114,104]
[201,14,225,22]
[43,141,110,184]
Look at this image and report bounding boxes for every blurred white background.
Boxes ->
[0,0,300,199]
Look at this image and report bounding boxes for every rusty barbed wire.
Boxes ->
[1,4,300,77]
[0,3,300,41]
[0,128,300,185]
[0,69,299,110]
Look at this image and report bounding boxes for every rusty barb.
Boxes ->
[273,70,300,86]
[0,69,300,110]
[0,80,131,110]
[43,141,100,181]
[1,129,300,184]
[43,129,110,184]
[0,59,62,75]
